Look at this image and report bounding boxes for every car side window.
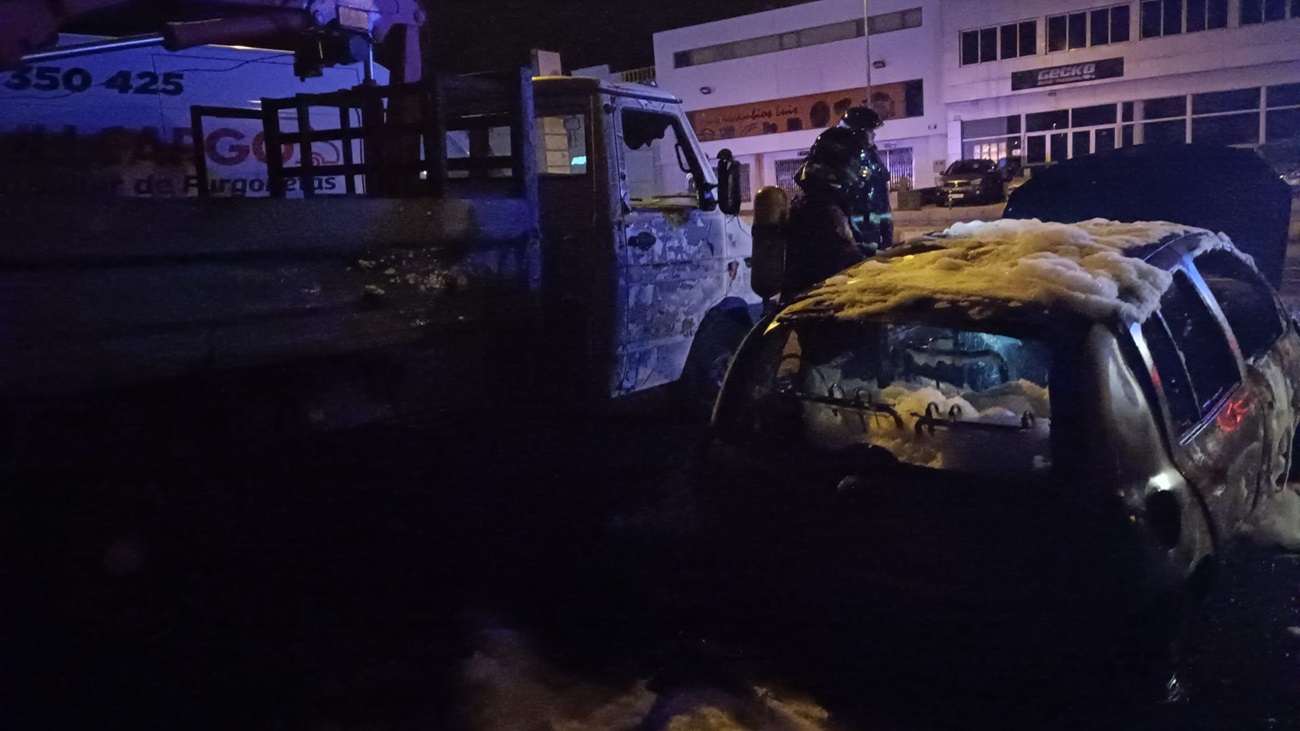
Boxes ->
[1140,315,1201,433]
[1158,270,1241,416]
[1192,249,1284,361]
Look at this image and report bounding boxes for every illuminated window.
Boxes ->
[535,115,587,175]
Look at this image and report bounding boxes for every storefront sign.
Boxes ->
[687,80,920,142]
[1011,57,1124,91]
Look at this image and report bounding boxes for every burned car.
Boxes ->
[937,158,1004,206]
[697,218,1300,696]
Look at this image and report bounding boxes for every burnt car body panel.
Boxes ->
[1003,144,1293,286]
[697,226,1300,686]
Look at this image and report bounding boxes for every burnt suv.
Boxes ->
[697,217,1300,698]
[937,158,1004,206]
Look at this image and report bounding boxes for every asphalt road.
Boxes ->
[5,413,1299,731]
[5,199,1300,730]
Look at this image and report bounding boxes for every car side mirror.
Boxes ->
[715,150,743,216]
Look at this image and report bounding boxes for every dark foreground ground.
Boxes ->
[2,407,1298,731]
[5,201,1298,730]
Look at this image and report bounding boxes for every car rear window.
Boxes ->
[1193,249,1284,361]
[1142,270,1241,432]
[725,320,1053,475]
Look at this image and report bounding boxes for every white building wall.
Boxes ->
[653,0,949,196]
[652,0,1300,199]
[943,0,1299,104]
[941,0,1300,164]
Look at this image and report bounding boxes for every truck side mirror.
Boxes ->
[715,149,743,216]
[751,186,789,303]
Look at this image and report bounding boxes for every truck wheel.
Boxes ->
[681,317,749,418]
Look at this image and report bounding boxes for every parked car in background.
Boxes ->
[1281,164,1300,195]
[1000,159,1052,198]
[937,158,1004,206]
[697,218,1300,700]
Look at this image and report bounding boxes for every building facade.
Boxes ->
[652,0,1300,207]
[653,0,948,206]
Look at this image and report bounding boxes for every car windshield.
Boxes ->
[728,319,1054,475]
[946,160,994,175]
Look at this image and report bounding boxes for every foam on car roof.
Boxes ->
[780,218,1233,324]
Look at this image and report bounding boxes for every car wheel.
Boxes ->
[680,317,750,418]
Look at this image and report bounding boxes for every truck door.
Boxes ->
[533,101,610,405]
[609,100,733,396]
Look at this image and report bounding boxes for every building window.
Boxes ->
[1026,110,1070,133]
[980,27,998,62]
[1193,88,1261,114]
[536,115,588,175]
[1096,128,1117,151]
[962,115,1021,139]
[1142,0,1227,38]
[1265,82,1300,143]
[775,157,805,200]
[1241,0,1300,23]
[878,147,915,190]
[1144,95,1188,119]
[1192,113,1259,146]
[1049,5,1130,50]
[1266,108,1300,142]
[673,9,924,68]
[961,20,1036,65]
[963,137,1022,162]
[1143,119,1187,144]
[868,7,923,34]
[1072,103,1118,127]
[1187,0,1230,31]
[674,18,859,68]
[1141,0,1177,37]
[735,161,753,203]
[1184,87,1268,148]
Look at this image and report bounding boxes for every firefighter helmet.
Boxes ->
[840,106,884,131]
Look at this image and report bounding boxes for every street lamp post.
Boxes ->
[863,0,872,104]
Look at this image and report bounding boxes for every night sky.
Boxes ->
[428,0,810,73]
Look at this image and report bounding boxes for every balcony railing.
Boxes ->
[618,67,657,86]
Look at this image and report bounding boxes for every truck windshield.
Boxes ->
[727,319,1054,475]
[620,109,696,203]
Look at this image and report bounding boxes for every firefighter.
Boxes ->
[783,125,874,299]
[838,106,894,250]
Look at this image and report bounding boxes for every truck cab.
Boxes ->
[531,77,758,405]
[0,45,758,454]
